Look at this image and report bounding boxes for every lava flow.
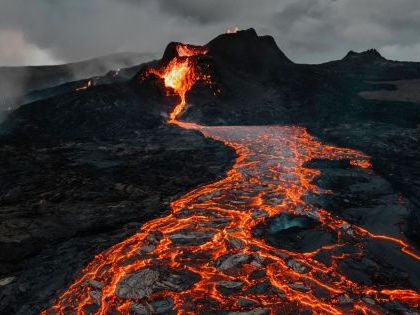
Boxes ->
[43,45,420,315]
[76,80,93,91]
[148,44,210,122]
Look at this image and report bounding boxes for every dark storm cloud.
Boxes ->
[0,0,419,65]
[271,0,338,54]
[155,0,242,24]
[154,0,271,25]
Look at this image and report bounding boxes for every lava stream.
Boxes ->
[43,123,420,314]
[42,44,420,314]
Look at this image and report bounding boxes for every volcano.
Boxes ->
[1,29,420,314]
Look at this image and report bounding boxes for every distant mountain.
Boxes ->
[342,49,386,63]
[318,48,420,80]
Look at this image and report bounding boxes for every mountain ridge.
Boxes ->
[0,52,157,114]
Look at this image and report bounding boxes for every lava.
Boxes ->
[148,44,209,121]
[42,123,420,314]
[226,26,240,34]
[350,159,371,169]
[42,45,420,314]
[76,80,93,91]
[176,44,208,57]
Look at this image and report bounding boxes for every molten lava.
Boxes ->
[148,43,209,121]
[43,44,420,315]
[76,79,93,91]
[155,58,195,121]
[350,159,371,169]
[176,44,208,57]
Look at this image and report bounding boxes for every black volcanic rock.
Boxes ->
[22,60,159,106]
[0,124,235,314]
[342,49,386,63]
[254,214,336,252]
[181,29,299,125]
[206,28,292,76]
[180,29,420,126]
[0,75,174,141]
[320,48,420,80]
[0,52,156,112]
[161,42,181,62]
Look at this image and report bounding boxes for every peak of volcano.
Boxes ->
[207,28,292,63]
[342,48,386,63]
[160,28,292,77]
[206,28,293,74]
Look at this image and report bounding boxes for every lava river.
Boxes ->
[43,44,420,314]
[42,121,420,314]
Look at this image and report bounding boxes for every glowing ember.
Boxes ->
[76,79,93,91]
[176,44,208,57]
[43,123,420,314]
[350,159,371,169]
[226,26,240,33]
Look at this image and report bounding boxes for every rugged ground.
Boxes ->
[0,125,235,314]
[0,52,156,116]
[178,29,420,248]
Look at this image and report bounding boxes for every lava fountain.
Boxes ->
[148,44,210,122]
[42,43,420,315]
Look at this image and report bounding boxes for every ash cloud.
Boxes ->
[0,0,419,66]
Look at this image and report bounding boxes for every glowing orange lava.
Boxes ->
[43,45,420,315]
[148,44,209,121]
[42,122,420,315]
[350,159,371,169]
[176,44,208,57]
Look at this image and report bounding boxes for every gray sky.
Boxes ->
[1,0,420,66]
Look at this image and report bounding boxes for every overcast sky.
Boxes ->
[1,0,420,66]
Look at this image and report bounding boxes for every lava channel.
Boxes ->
[42,44,420,315]
[42,123,420,314]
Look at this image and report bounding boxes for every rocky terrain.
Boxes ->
[176,29,420,248]
[258,157,420,288]
[0,63,235,314]
[359,79,420,103]
[0,125,235,314]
